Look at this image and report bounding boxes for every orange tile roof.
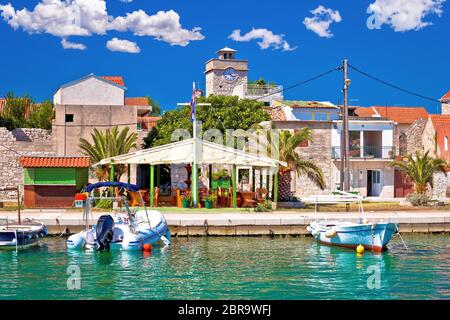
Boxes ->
[355,106,428,124]
[125,97,150,106]
[100,76,125,87]
[19,157,90,168]
[430,114,450,126]
[441,90,450,101]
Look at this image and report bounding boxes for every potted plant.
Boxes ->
[181,191,192,208]
[203,194,217,209]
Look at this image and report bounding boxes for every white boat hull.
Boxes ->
[307,221,398,252]
[67,210,171,251]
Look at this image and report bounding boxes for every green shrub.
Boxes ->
[406,193,431,206]
[255,200,272,212]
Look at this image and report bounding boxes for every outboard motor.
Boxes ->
[95,215,114,251]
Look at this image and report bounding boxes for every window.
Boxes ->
[65,114,74,122]
[372,170,381,184]
[445,136,448,151]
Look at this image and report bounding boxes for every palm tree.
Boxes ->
[277,129,326,201]
[79,126,137,181]
[389,151,448,195]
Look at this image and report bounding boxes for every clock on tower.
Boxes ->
[205,47,248,97]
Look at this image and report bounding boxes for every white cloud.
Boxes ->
[111,10,204,46]
[106,37,140,53]
[0,0,204,49]
[303,5,342,38]
[61,38,86,50]
[120,0,134,2]
[228,28,296,51]
[367,0,445,31]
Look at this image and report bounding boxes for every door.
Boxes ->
[394,169,414,197]
[367,170,381,196]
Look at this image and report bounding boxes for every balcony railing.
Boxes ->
[245,84,283,97]
[332,146,395,159]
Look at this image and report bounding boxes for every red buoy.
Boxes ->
[143,243,152,252]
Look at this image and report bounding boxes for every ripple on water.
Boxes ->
[0,234,448,299]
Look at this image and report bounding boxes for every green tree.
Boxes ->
[0,92,31,129]
[148,97,161,116]
[0,92,54,130]
[143,95,270,148]
[277,129,326,200]
[79,126,138,181]
[389,151,448,195]
[28,100,55,130]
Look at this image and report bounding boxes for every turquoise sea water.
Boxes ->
[0,234,449,300]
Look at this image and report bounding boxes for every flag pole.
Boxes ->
[192,82,198,208]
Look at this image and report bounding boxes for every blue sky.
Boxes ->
[0,0,449,113]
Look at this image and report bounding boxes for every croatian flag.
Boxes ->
[190,83,196,123]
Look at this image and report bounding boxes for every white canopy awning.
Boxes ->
[96,138,286,168]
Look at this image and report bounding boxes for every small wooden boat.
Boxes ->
[307,191,399,252]
[0,220,48,250]
[306,221,398,252]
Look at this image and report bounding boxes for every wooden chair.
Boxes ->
[129,191,143,207]
[256,188,267,204]
[153,187,160,207]
[241,191,256,208]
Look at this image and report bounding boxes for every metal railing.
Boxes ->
[332,146,395,159]
[245,84,283,97]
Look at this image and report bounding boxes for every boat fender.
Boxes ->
[160,235,171,246]
[325,228,338,238]
[306,226,312,233]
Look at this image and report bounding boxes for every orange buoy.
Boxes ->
[143,243,152,252]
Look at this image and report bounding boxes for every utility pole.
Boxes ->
[342,59,351,193]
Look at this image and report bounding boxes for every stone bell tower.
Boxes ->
[205,47,248,97]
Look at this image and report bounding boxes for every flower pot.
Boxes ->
[205,200,213,209]
[181,199,191,208]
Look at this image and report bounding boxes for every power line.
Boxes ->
[252,67,340,101]
[348,64,441,104]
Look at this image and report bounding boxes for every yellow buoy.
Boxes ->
[356,244,365,254]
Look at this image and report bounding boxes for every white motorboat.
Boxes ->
[67,182,171,251]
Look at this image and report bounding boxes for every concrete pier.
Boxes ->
[1,210,449,236]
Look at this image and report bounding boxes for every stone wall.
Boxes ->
[272,122,335,197]
[399,118,426,155]
[0,127,56,200]
[432,172,449,198]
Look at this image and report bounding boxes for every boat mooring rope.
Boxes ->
[395,225,408,250]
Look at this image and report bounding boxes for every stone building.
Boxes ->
[205,47,283,105]
[52,74,160,184]
[266,100,398,198]
[0,128,56,199]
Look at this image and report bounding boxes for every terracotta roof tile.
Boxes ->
[19,157,90,168]
[263,106,286,121]
[355,106,428,124]
[125,97,150,106]
[441,90,450,101]
[100,76,125,87]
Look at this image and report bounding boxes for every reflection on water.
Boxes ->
[0,234,449,300]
